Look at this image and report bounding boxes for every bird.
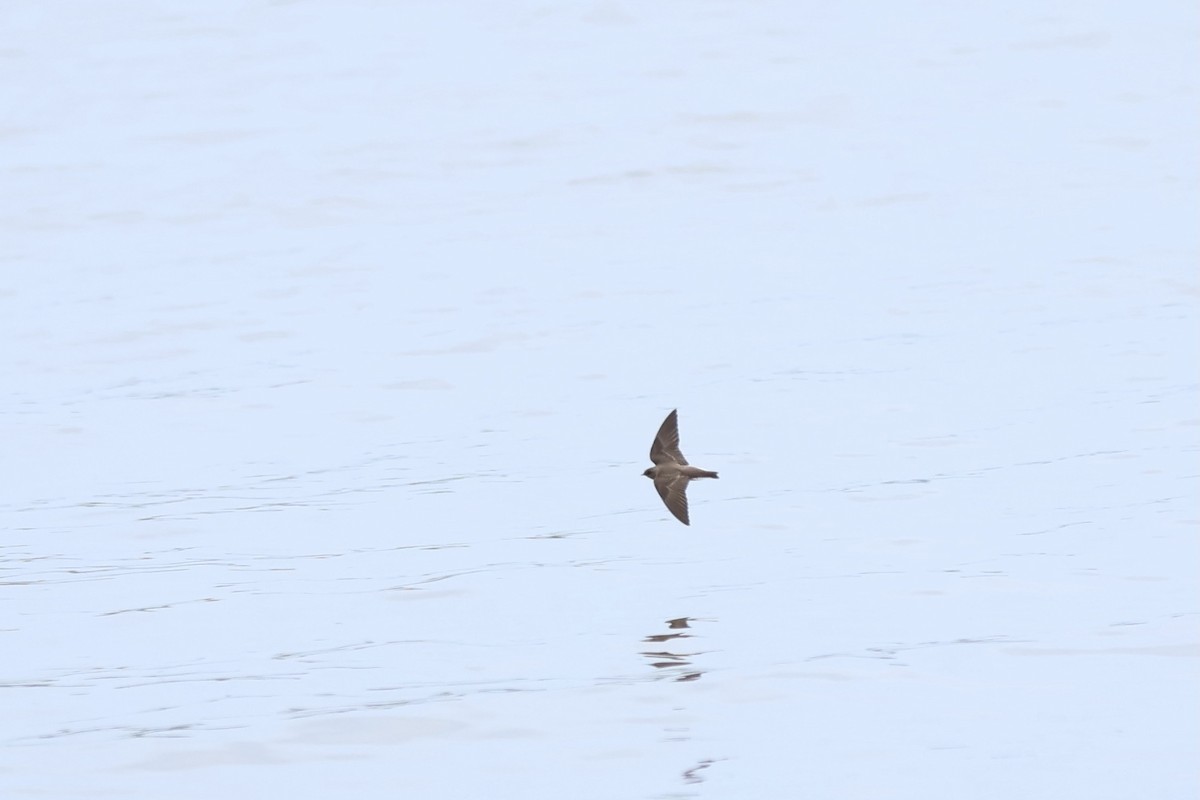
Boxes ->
[642,409,718,525]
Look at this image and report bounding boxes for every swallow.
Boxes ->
[642,409,719,525]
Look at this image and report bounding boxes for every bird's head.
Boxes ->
[642,467,656,479]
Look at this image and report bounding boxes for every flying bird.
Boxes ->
[642,409,719,525]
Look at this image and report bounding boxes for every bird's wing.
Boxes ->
[653,472,691,526]
[649,409,688,465]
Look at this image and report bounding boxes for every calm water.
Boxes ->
[2,3,1197,798]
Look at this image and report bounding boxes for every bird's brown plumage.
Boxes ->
[643,409,718,526]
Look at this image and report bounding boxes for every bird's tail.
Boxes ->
[682,466,719,479]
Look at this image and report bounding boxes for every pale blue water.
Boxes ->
[2,3,1197,798]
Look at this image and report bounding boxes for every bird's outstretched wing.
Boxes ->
[649,409,688,465]
[653,472,691,525]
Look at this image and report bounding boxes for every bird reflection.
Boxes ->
[683,758,719,784]
[640,617,703,682]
